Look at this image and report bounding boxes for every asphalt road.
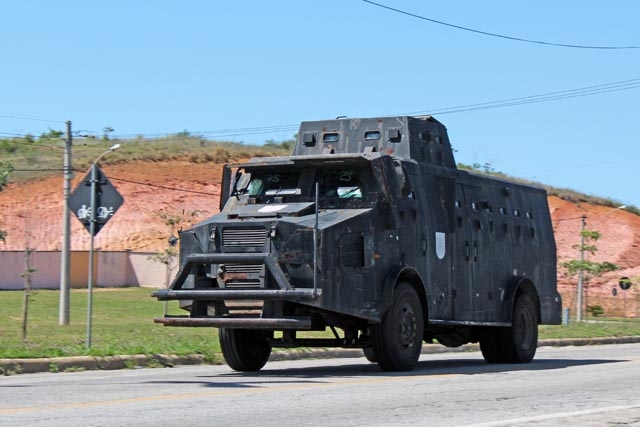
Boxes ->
[1,343,640,427]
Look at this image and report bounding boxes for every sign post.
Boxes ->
[619,277,631,318]
[68,162,123,349]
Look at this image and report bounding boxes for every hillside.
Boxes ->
[1,159,639,316]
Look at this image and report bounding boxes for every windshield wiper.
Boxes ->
[265,188,301,196]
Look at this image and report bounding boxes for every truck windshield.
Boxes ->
[245,172,302,196]
[239,165,374,203]
[316,168,364,199]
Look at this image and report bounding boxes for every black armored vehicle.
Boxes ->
[153,115,562,372]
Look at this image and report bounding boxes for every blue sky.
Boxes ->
[2,1,639,208]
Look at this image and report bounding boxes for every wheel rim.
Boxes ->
[398,301,418,349]
[515,303,535,351]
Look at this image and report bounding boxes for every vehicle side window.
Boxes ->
[246,176,263,195]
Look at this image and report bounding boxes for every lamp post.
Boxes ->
[86,144,120,349]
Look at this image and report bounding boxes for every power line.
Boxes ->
[2,77,640,142]
[115,77,640,138]
[0,114,66,124]
[108,175,218,196]
[0,131,30,137]
[403,78,640,116]
[111,124,299,140]
[13,168,65,172]
[554,216,587,223]
[362,0,640,50]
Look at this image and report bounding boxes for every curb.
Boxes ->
[0,354,207,375]
[2,336,640,375]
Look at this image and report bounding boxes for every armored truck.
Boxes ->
[153,115,562,372]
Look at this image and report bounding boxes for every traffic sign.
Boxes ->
[68,165,124,236]
[619,277,632,291]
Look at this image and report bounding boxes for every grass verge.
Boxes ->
[540,317,640,339]
[0,288,222,362]
[1,288,639,360]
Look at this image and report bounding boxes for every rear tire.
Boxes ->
[219,328,272,371]
[371,282,424,371]
[502,293,538,363]
[362,346,378,363]
[480,293,538,364]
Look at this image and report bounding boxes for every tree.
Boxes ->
[561,228,619,321]
[0,161,11,188]
[472,162,496,174]
[149,210,202,313]
[21,245,37,341]
[264,136,296,152]
[102,126,114,141]
[38,129,63,140]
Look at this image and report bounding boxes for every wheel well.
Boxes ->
[514,278,541,324]
[396,269,428,324]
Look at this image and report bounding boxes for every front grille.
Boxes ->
[221,263,265,288]
[224,263,263,274]
[222,227,267,248]
[225,300,264,316]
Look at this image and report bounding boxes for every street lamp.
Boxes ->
[603,205,626,218]
[86,143,120,349]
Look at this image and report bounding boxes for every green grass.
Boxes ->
[1,288,639,360]
[540,318,640,339]
[0,288,222,362]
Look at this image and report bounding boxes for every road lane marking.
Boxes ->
[0,372,457,415]
[458,404,640,427]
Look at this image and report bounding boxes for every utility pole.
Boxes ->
[59,121,72,325]
[576,215,586,322]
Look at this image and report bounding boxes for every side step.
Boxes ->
[154,315,312,329]
[152,289,320,301]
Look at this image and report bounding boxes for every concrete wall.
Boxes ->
[0,251,175,290]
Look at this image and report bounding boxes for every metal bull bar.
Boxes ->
[152,253,320,329]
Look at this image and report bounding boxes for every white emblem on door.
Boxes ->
[435,232,446,260]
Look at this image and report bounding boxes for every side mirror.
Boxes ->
[219,164,232,211]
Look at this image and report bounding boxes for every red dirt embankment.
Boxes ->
[0,161,224,252]
[1,160,639,314]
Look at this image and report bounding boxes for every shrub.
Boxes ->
[587,305,604,317]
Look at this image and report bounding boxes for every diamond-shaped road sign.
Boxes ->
[68,165,124,236]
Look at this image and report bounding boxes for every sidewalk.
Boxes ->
[3,336,640,375]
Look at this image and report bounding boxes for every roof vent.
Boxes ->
[302,132,317,147]
[388,128,402,143]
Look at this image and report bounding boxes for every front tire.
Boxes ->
[479,327,506,363]
[219,328,272,371]
[371,282,424,371]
